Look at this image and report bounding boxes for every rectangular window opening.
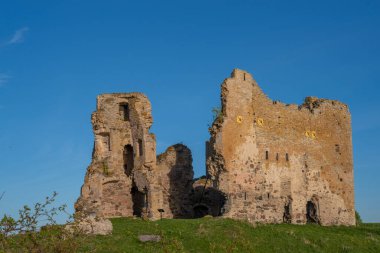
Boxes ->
[119,103,130,121]
[265,151,269,160]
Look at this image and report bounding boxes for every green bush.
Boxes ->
[211,107,222,122]
[0,192,85,253]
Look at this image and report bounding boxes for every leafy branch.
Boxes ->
[0,192,84,253]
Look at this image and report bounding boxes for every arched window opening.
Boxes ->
[265,151,269,160]
[306,201,319,224]
[123,144,134,176]
[286,153,289,162]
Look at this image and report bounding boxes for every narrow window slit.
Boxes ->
[107,134,111,151]
[138,139,143,156]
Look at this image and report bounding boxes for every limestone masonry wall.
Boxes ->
[76,69,355,226]
[206,69,355,225]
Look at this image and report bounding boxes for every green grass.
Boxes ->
[79,218,380,253]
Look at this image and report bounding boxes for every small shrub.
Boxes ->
[0,192,86,253]
[103,162,110,176]
[211,107,223,122]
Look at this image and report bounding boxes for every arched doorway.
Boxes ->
[131,182,146,217]
[306,201,319,224]
[124,144,134,176]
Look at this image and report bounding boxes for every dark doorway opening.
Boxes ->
[131,183,145,217]
[283,198,292,223]
[306,201,319,224]
[124,145,134,176]
[193,204,209,218]
[192,184,227,218]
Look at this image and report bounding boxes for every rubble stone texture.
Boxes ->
[76,69,355,226]
[206,69,355,226]
[75,93,193,220]
[157,144,194,218]
[67,217,113,235]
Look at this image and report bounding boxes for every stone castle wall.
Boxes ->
[206,69,355,225]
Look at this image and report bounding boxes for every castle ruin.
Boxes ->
[75,93,194,220]
[76,69,355,226]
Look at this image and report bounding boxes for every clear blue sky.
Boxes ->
[0,0,379,222]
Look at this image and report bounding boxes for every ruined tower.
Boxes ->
[75,93,194,220]
[206,69,355,226]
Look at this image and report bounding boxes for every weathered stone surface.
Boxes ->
[138,235,161,242]
[157,144,194,218]
[66,217,113,235]
[206,69,355,226]
[75,93,194,221]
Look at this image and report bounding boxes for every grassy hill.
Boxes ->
[79,217,380,253]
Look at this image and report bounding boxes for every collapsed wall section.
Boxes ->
[206,69,355,226]
[156,144,194,218]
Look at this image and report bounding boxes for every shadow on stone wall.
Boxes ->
[160,144,227,219]
[166,144,194,218]
[190,177,227,218]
